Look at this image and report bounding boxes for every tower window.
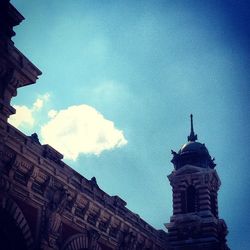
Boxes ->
[181,191,186,213]
[186,186,196,213]
[210,193,217,217]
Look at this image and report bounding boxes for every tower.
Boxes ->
[166,115,229,250]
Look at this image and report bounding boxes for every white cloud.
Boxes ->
[33,98,44,110]
[48,109,58,118]
[8,105,34,128]
[8,93,50,129]
[41,104,128,160]
[32,93,50,111]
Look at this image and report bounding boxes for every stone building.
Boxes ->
[0,1,229,249]
[0,1,167,249]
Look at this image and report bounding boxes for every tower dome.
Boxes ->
[171,114,216,170]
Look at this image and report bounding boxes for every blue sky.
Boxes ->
[11,1,250,249]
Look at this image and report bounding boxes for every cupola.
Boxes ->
[171,114,216,170]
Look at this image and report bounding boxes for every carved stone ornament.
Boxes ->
[43,186,72,248]
[0,147,16,174]
[0,175,11,191]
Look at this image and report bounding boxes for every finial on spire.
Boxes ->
[187,114,198,141]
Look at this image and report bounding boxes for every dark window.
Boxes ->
[186,186,196,213]
[181,191,186,213]
[109,226,118,238]
[99,221,108,232]
[87,213,97,225]
[210,194,217,217]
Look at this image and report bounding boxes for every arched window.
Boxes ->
[186,186,196,213]
[0,197,34,250]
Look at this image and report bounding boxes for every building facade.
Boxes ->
[0,1,167,250]
[0,1,229,249]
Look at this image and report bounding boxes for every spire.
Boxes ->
[187,114,197,141]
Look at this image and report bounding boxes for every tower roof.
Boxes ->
[171,115,216,170]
